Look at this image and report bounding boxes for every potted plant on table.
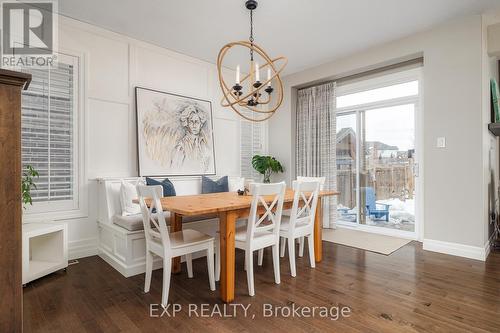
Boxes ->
[251,155,284,183]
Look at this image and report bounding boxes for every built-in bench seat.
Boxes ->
[112,212,219,231]
[97,177,222,277]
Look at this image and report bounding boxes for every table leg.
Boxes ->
[219,211,236,303]
[170,213,182,274]
[314,199,323,262]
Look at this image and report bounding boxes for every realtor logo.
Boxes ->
[1,0,57,66]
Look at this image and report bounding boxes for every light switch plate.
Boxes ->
[437,137,446,148]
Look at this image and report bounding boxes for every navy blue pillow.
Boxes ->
[202,176,229,194]
[146,177,176,197]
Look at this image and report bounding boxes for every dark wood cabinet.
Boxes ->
[0,69,31,332]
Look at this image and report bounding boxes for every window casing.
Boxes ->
[20,53,80,213]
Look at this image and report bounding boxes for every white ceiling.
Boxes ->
[57,0,500,75]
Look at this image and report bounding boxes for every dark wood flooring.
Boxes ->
[23,241,500,333]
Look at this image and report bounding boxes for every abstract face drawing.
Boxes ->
[173,102,211,170]
[180,104,205,135]
[136,88,215,176]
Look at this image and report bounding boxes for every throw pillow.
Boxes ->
[202,176,229,194]
[228,176,245,192]
[146,177,176,197]
[120,180,141,216]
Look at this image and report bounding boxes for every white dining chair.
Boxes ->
[137,185,215,306]
[215,182,286,296]
[283,176,325,257]
[297,176,326,189]
[279,180,320,277]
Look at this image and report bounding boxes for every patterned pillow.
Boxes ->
[202,176,229,194]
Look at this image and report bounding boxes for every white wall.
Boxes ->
[24,15,243,259]
[484,11,500,246]
[488,22,500,58]
[269,14,494,259]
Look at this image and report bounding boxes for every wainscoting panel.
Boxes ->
[60,24,130,103]
[134,44,210,100]
[87,99,131,178]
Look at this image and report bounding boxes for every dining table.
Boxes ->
[136,188,339,303]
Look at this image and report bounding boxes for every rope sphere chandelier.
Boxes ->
[217,0,287,122]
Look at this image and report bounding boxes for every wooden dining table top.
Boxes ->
[133,189,339,216]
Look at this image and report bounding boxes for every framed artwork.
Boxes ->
[135,87,216,176]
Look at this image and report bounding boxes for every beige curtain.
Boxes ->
[296,82,337,228]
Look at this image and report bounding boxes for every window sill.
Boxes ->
[22,207,88,223]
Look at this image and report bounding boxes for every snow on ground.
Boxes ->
[337,198,415,229]
[378,198,415,224]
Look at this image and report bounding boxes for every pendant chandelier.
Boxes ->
[217,0,287,122]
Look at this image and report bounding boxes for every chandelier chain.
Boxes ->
[249,9,254,61]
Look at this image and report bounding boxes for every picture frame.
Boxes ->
[491,79,500,123]
[135,87,216,177]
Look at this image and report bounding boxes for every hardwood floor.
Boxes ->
[23,241,500,333]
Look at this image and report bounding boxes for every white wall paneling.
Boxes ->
[23,15,246,259]
[87,99,131,178]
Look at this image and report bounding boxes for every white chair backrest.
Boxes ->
[297,176,326,190]
[288,180,321,232]
[246,182,286,242]
[136,185,171,249]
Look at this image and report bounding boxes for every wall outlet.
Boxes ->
[436,137,446,148]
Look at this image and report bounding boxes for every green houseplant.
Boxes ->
[251,155,284,183]
[22,165,39,209]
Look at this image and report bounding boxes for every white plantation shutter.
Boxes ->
[240,112,266,181]
[21,61,75,204]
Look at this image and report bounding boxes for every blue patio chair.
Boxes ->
[364,187,390,221]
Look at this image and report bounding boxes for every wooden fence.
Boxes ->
[337,162,414,208]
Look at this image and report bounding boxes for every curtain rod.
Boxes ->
[297,57,423,91]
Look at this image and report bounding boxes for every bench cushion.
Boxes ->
[113,212,219,231]
[113,214,149,231]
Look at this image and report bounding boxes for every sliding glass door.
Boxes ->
[359,104,416,232]
[336,113,358,224]
[335,69,421,237]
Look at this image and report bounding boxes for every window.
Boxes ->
[240,112,267,181]
[20,54,79,212]
[337,81,418,108]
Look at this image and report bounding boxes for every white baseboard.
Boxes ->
[69,238,98,260]
[423,238,489,261]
